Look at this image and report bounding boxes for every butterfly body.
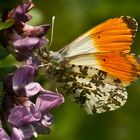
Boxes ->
[44,16,140,114]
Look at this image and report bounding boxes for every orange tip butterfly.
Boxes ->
[44,16,140,114]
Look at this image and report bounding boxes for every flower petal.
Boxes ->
[24,0,34,11]
[30,104,42,120]
[9,0,33,22]
[11,125,37,140]
[11,127,22,140]
[19,125,37,139]
[36,91,64,113]
[12,65,35,91]
[41,113,55,127]
[32,122,50,135]
[24,82,43,97]
[0,128,10,140]
[13,37,48,51]
[22,24,50,37]
[8,106,40,127]
[0,118,10,139]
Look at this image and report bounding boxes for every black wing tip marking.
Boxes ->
[122,16,138,31]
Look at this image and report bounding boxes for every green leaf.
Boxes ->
[0,65,16,80]
[0,44,10,60]
[0,19,15,30]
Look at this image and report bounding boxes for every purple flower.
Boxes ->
[2,0,50,61]
[8,91,64,139]
[13,37,47,52]
[12,65,36,93]
[2,65,64,139]
[0,119,10,140]
[0,1,65,139]
[7,0,34,22]
[19,23,50,37]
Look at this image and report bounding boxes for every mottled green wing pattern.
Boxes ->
[56,64,127,114]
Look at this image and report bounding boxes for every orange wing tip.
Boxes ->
[89,16,138,53]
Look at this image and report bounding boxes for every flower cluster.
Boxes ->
[2,0,50,61]
[0,0,64,140]
[2,65,64,139]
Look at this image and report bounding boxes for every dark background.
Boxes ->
[1,0,140,140]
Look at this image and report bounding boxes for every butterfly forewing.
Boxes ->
[59,16,138,58]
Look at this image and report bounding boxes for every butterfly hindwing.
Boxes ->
[57,64,127,114]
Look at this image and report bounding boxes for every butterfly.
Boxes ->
[44,16,140,114]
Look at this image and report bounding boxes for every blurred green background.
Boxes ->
[1,0,140,140]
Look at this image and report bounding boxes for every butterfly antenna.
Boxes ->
[49,16,55,49]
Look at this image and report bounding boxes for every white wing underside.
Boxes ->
[69,76,127,114]
[59,64,128,114]
[67,77,127,114]
[59,33,97,57]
